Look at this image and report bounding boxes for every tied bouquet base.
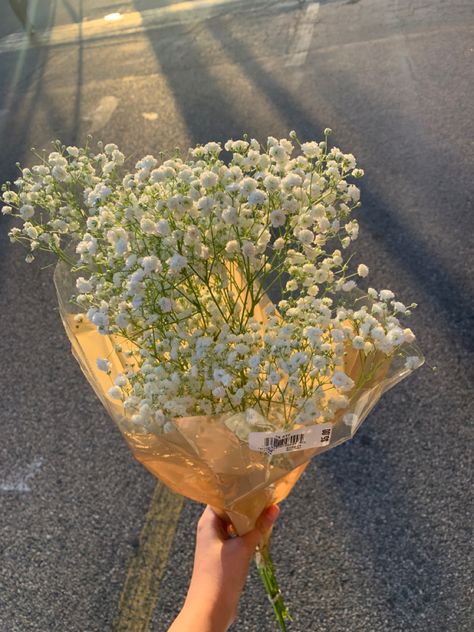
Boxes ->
[54,259,419,629]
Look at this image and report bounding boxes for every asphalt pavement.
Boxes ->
[0,1,473,631]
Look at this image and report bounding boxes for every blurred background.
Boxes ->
[0,1,473,630]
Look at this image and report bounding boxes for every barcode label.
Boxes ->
[249,423,333,456]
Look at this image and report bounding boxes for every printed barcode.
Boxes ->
[264,433,305,450]
[249,423,333,455]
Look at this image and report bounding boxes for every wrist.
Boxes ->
[183,584,237,632]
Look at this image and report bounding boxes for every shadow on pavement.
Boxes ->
[205,18,474,355]
[132,6,471,630]
[0,0,86,298]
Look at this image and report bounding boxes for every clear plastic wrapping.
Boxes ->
[54,260,422,535]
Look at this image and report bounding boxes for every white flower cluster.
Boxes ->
[3,133,421,428]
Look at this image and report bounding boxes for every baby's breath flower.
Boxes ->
[331,371,355,392]
[97,358,111,372]
[405,356,423,370]
[222,207,238,225]
[269,145,287,162]
[4,133,421,425]
[352,336,365,349]
[225,240,239,256]
[403,328,416,344]
[19,204,34,219]
[76,277,93,293]
[263,174,280,191]
[297,229,314,245]
[167,254,187,273]
[270,209,286,228]
[342,280,356,292]
[156,219,171,236]
[343,413,358,428]
[158,297,172,313]
[140,217,156,234]
[242,241,256,258]
[380,289,395,301]
[387,327,405,346]
[115,374,128,387]
[301,142,321,159]
[109,386,123,400]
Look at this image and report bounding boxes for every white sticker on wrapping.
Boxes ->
[249,423,333,456]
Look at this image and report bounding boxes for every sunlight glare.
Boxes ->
[104,13,123,22]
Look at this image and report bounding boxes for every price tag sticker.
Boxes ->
[249,423,333,456]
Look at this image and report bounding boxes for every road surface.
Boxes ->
[0,1,473,630]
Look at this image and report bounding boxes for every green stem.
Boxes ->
[255,534,291,631]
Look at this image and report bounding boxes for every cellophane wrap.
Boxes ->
[54,260,422,535]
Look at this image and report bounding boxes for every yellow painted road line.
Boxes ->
[0,0,301,54]
[113,483,184,632]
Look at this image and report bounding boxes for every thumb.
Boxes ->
[242,504,280,551]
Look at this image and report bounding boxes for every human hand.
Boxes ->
[169,504,280,632]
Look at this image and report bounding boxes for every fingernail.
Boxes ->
[266,504,280,523]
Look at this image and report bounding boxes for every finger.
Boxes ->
[208,507,238,541]
[255,504,280,538]
[197,506,229,541]
[242,504,280,550]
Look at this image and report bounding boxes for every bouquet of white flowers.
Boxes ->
[3,130,423,630]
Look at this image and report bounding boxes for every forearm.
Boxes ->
[168,505,278,632]
[168,594,234,632]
